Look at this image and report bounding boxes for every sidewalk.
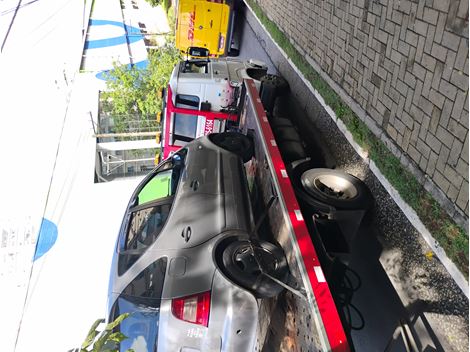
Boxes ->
[13,73,143,352]
[81,0,144,75]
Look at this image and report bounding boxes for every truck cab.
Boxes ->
[161,56,268,159]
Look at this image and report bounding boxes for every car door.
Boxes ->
[160,140,226,249]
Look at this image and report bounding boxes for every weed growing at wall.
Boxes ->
[246,0,468,277]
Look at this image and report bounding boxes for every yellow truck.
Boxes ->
[175,0,239,57]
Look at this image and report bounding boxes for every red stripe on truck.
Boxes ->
[245,79,350,352]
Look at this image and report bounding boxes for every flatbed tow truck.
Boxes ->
[161,52,373,351]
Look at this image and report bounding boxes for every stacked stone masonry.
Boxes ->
[257,0,469,221]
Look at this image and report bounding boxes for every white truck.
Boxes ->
[161,47,286,159]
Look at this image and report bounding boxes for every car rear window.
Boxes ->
[111,258,167,352]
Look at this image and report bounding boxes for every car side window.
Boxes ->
[137,155,183,205]
[118,152,186,275]
[125,203,171,251]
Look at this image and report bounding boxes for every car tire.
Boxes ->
[292,161,372,211]
[210,132,254,162]
[222,240,289,298]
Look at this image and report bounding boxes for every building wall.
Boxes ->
[257,0,469,221]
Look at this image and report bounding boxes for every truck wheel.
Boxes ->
[222,240,289,298]
[210,132,253,162]
[261,74,289,95]
[293,161,372,211]
[270,117,294,129]
[272,126,302,143]
[260,74,289,114]
[278,141,307,163]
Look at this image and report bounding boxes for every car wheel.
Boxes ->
[292,162,372,211]
[210,132,254,162]
[222,240,289,298]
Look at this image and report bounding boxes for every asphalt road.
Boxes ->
[238,5,469,352]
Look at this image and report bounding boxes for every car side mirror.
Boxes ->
[172,153,184,168]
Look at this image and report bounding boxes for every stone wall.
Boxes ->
[256,0,469,223]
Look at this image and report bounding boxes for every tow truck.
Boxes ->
[160,49,373,351]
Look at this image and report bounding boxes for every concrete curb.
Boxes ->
[243,1,469,299]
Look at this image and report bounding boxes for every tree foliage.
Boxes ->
[101,44,180,132]
[144,0,162,7]
[68,313,133,352]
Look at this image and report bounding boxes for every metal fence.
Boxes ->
[94,97,161,182]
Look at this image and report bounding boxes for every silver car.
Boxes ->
[107,132,288,352]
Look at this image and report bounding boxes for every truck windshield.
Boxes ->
[181,60,209,74]
[173,94,200,145]
[174,113,197,142]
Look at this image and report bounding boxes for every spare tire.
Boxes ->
[298,167,373,210]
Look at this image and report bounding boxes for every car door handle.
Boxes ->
[181,226,192,242]
[190,179,199,191]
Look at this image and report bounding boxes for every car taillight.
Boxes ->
[171,291,211,327]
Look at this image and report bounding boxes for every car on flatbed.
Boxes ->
[107,132,288,352]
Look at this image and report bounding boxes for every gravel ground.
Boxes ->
[242,7,469,352]
[307,98,469,352]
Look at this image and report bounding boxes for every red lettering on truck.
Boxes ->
[204,119,214,134]
[187,12,195,41]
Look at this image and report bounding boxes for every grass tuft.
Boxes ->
[246,0,469,277]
